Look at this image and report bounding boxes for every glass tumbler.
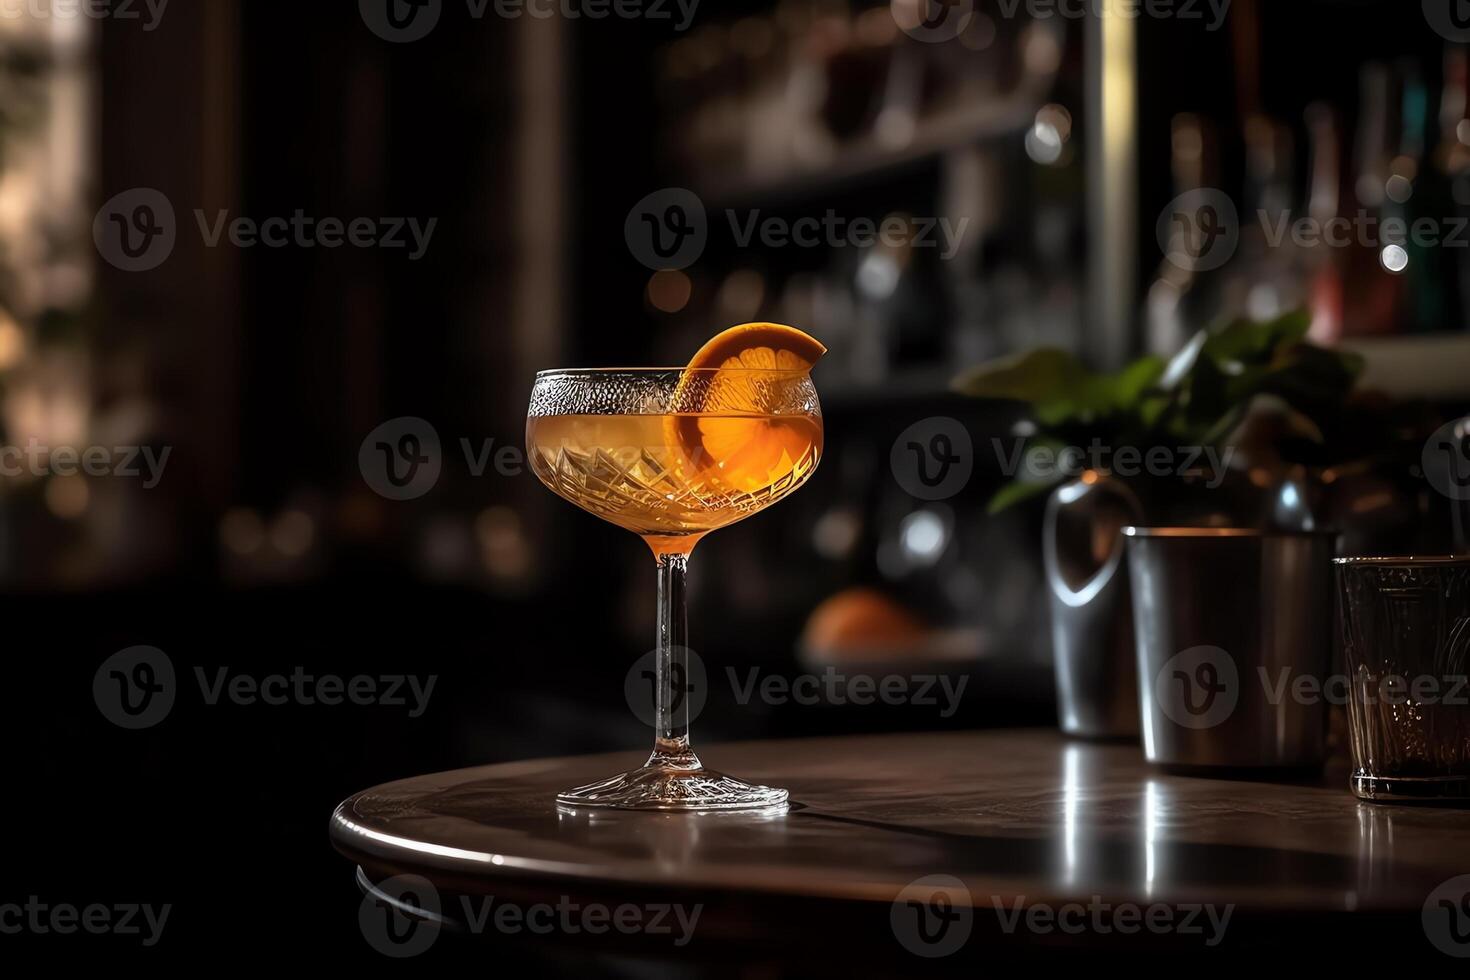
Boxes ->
[1335,556,1470,801]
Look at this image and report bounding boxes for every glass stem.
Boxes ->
[648,551,701,771]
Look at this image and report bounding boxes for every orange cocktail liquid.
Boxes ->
[526,412,822,554]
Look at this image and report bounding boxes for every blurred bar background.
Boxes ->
[3,0,1469,956]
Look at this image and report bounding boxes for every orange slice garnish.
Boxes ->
[670,322,826,494]
[685,321,828,376]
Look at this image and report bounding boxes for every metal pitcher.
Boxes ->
[1044,473,1142,739]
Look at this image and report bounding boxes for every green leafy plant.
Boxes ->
[953,311,1364,513]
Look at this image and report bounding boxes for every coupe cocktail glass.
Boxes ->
[526,366,822,810]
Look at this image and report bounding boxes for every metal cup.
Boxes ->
[1123,527,1336,770]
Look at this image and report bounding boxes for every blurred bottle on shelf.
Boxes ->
[1148,48,1470,348]
[1181,0,1305,338]
[728,16,788,178]
[661,0,1067,193]
[1303,103,1346,343]
[854,213,948,371]
[1149,111,1313,356]
[1025,103,1084,353]
[1342,62,1404,337]
[1146,113,1226,354]
[942,103,1080,367]
[1222,114,1307,324]
[870,9,923,149]
[1364,62,1446,337]
[1434,44,1470,334]
[811,6,879,145]
[942,145,1007,365]
[1388,60,1448,335]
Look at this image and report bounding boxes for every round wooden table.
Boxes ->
[332,730,1470,963]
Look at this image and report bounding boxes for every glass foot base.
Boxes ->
[1353,772,1470,802]
[557,763,789,812]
